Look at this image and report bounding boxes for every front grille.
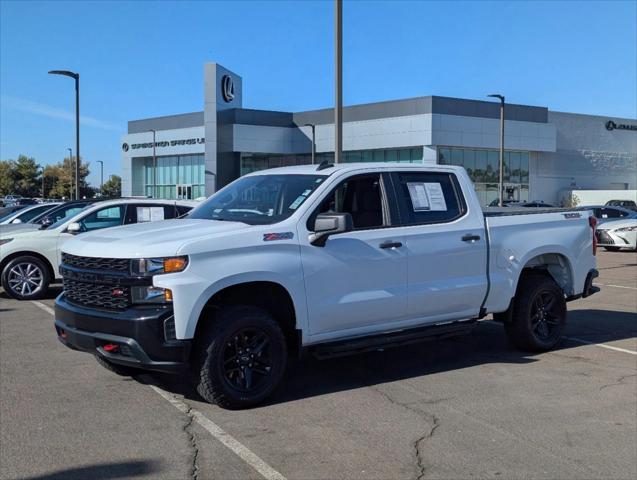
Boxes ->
[596,230,615,245]
[62,253,130,272]
[63,278,130,310]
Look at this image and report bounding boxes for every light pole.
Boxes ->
[334,0,342,163]
[49,70,80,200]
[148,129,157,198]
[305,123,316,164]
[67,148,73,199]
[97,160,104,196]
[41,169,45,200]
[488,94,505,207]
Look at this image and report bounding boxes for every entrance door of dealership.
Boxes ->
[176,184,193,200]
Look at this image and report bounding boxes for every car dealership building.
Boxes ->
[122,63,637,206]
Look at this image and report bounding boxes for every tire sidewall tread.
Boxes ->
[1,255,51,300]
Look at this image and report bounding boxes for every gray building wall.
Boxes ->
[532,112,637,203]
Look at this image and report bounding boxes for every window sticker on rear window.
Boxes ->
[406,182,448,212]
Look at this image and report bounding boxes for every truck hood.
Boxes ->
[62,218,251,258]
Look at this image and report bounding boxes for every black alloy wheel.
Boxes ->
[222,327,273,392]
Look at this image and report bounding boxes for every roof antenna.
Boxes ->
[316,160,334,171]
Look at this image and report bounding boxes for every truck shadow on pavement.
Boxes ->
[19,460,161,480]
[144,308,636,407]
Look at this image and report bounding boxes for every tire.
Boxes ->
[603,246,621,252]
[1,255,51,300]
[94,355,141,377]
[194,305,288,409]
[504,271,567,352]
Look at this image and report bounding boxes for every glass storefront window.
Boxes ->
[437,147,531,207]
[135,154,205,200]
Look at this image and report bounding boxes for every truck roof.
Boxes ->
[244,162,465,176]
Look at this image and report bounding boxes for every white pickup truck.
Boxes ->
[54,163,599,409]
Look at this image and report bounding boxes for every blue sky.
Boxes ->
[1,0,635,186]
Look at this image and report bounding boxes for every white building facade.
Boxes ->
[122,63,637,206]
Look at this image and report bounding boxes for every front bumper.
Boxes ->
[596,229,637,249]
[54,295,191,374]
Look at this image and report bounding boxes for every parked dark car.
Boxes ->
[605,199,637,212]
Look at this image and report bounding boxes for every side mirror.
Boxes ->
[66,222,82,234]
[309,212,353,247]
[10,218,22,224]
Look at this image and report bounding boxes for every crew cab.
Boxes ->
[54,163,599,409]
[1,198,195,299]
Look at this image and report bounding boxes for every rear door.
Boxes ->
[389,170,488,323]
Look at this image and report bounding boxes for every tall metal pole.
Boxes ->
[41,170,45,200]
[305,124,316,164]
[67,148,73,200]
[49,70,80,199]
[74,75,80,200]
[97,160,104,195]
[149,129,157,198]
[334,0,342,164]
[488,94,505,207]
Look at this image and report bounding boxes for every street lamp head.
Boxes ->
[48,70,79,79]
[487,94,505,102]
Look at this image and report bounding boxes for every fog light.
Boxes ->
[164,289,173,302]
[131,286,172,304]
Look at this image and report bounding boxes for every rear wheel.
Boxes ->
[504,272,567,352]
[603,246,622,252]
[1,255,51,300]
[194,305,287,409]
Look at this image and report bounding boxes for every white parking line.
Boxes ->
[30,299,287,480]
[595,283,637,290]
[31,300,55,316]
[150,385,287,480]
[563,337,637,355]
[480,320,637,356]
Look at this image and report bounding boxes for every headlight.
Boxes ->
[615,226,637,232]
[131,256,188,276]
[0,238,13,246]
[131,286,173,304]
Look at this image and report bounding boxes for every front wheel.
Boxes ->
[194,305,288,409]
[504,272,567,352]
[1,255,51,300]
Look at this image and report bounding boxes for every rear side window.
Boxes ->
[124,204,185,224]
[391,172,466,225]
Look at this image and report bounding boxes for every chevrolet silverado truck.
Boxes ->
[54,163,599,409]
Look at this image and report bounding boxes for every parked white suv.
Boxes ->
[1,198,195,299]
[55,164,599,408]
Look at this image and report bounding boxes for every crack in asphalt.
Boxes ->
[599,373,637,391]
[369,386,440,480]
[182,402,201,480]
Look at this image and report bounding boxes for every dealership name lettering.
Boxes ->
[605,120,637,132]
[127,137,205,150]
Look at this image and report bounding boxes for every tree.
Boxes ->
[101,175,121,198]
[43,156,93,199]
[0,160,16,196]
[14,155,41,197]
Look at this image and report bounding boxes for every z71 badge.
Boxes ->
[263,232,294,241]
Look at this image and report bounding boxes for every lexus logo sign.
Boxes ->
[122,143,129,152]
[605,120,637,132]
[221,75,235,102]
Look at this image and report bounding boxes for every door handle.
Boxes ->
[379,241,403,249]
[461,234,481,242]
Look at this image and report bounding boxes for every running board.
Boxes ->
[310,320,477,359]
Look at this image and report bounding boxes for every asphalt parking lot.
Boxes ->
[1,250,635,480]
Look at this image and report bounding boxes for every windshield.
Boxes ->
[48,204,93,229]
[189,174,327,225]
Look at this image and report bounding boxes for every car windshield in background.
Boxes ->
[189,174,327,225]
[47,204,93,229]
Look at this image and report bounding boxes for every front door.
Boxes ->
[176,184,193,200]
[299,173,408,339]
